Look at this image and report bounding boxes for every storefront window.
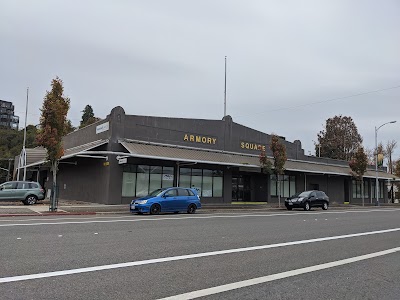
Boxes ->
[136,165,150,197]
[202,170,213,197]
[178,168,224,197]
[270,175,295,197]
[371,180,384,199]
[122,165,175,197]
[122,172,136,197]
[282,175,290,197]
[162,167,174,188]
[213,177,223,197]
[179,168,191,189]
[363,181,368,198]
[149,166,162,193]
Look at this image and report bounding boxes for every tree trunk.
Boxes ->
[50,161,58,212]
[278,176,281,208]
[361,179,364,207]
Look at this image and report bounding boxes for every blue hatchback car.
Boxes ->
[130,187,202,215]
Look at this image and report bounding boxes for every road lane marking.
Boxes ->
[0,215,135,223]
[0,227,399,284]
[0,208,400,227]
[159,247,400,300]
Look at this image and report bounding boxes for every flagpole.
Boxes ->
[224,56,227,117]
[22,87,28,181]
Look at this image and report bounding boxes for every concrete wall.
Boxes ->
[122,113,306,159]
[57,157,108,203]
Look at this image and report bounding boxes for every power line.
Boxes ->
[236,84,400,119]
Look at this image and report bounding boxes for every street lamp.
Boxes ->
[375,120,396,206]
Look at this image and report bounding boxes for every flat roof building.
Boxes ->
[0,100,19,130]
[18,106,396,205]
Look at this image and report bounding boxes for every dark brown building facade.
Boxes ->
[20,106,395,205]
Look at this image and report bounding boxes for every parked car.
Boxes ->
[285,190,329,211]
[0,181,45,205]
[130,187,201,215]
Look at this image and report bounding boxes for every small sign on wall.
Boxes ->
[96,122,109,134]
[162,174,174,181]
[118,158,127,164]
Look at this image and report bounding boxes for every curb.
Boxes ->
[0,212,97,218]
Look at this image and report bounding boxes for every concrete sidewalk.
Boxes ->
[0,200,398,217]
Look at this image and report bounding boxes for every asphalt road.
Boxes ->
[0,208,399,299]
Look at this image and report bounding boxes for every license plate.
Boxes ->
[131,204,136,209]
[288,202,293,205]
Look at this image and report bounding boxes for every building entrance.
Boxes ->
[232,175,251,202]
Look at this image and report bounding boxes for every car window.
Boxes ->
[16,182,29,189]
[164,189,178,197]
[177,189,189,196]
[310,192,317,197]
[29,183,38,189]
[1,182,17,190]
[317,191,325,198]
[298,191,311,197]
[188,189,195,196]
[148,188,165,197]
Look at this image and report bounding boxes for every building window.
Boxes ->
[270,175,296,197]
[121,165,175,197]
[178,168,223,197]
[371,180,385,199]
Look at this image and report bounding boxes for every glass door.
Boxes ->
[232,175,251,202]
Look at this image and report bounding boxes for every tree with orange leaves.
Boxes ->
[36,77,70,211]
[270,134,287,207]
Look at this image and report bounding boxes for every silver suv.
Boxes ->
[0,181,45,205]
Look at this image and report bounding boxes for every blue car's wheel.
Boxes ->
[187,204,197,214]
[150,204,161,215]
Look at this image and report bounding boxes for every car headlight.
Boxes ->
[136,200,148,204]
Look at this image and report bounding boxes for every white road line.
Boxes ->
[0,215,134,223]
[158,246,400,300]
[0,227,399,284]
[0,208,399,227]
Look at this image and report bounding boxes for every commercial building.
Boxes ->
[0,100,19,130]
[19,106,396,205]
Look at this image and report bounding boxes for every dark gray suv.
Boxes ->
[0,181,45,205]
[285,190,329,211]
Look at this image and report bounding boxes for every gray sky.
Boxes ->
[1,0,399,158]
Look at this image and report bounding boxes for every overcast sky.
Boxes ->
[1,0,399,158]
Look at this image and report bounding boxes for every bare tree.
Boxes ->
[364,147,375,165]
[385,140,397,173]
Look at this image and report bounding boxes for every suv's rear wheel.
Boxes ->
[24,195,37,205]
[322,202,328,210]
[304,202,310,211]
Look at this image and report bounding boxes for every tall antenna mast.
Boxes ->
[224,56,227,117]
